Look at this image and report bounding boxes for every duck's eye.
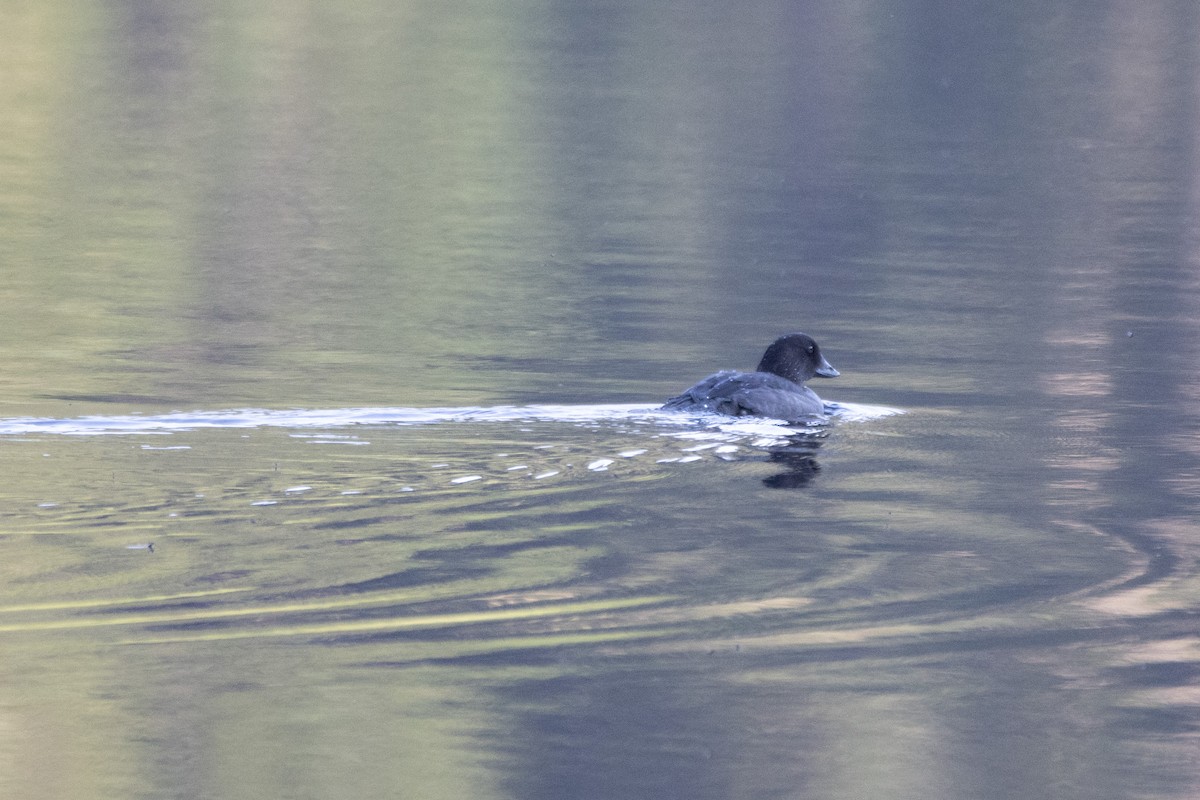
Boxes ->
[806,345,814,353]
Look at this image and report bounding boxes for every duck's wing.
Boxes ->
[661,370,744,410]
[705,374,825,421]
[726,385,823,420]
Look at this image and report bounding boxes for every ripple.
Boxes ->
[0,399,930,657]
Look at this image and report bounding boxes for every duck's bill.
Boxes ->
[815,359,839,378]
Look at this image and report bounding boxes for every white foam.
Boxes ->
[0,401,902,437]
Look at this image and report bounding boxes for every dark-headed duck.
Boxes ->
[662,333,839,421]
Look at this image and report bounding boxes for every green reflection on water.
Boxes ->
[0,1,599,415]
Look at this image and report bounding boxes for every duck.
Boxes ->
[662,332,839,421]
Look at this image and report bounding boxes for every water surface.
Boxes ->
[3,2,1200,799]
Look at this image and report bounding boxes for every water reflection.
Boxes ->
[3,0,1200,798]
[761,434,825,489]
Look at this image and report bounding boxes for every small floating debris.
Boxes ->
[398,486,415,492]
[587,459,615,471]
[450,475,483,484]
[126,542,155,552]
[251,500,278,506]
[36,502,58,508]
[340,490,362,495]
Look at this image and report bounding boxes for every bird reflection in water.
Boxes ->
[761,430,825,489]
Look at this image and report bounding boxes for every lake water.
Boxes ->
[3,2,1200,798]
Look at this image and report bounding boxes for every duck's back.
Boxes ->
[663,370,826,420]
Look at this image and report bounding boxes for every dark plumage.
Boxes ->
[662,333,839,421]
